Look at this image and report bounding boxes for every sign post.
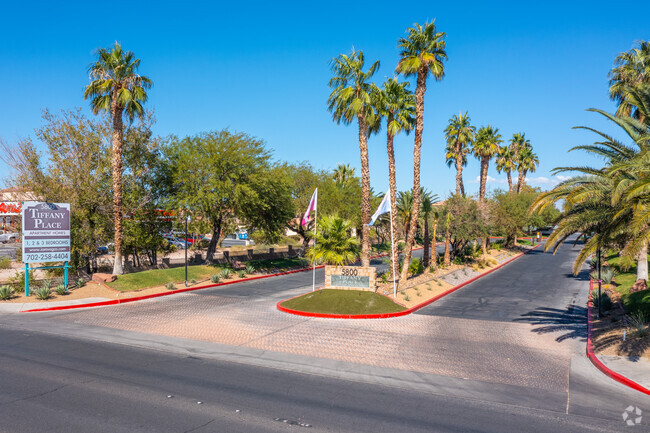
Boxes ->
[22,202,71,297]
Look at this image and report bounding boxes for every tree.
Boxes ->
[472,125,503,201]
[84,42,153,275]
[166,130,294,263]
[515,145,539,193]
[396,20,447,283]
[374,77,416,282]
[306,215,360,266]
[495,144,516,192]
[328,49,380,267]
[396,190,414,240]
[444,195,485,258]
[420,191,439,268]
[444,112,475,195]
[333,163,356,188]
[509,133,531,193]
[493,188,547,247]
[609,40,650,121]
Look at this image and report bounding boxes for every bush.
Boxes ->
[245,265,255,274]
[589,267,617,284]
[492,241,503,252]
[397,242,405,252]
[452,256,464,265]
[210,274,220,283]
[35,286,51,300]
[591,289,612,312]
[627,311,649,338]
[0,256,11,270]
[166,282,175,290]
[408,258,424,275]
[237,270,246,278]
[55,285,67,295]
[77,278,85,288]
[42,279,52,290]
[190,279,196,284]
[220,268,231,279]
[0,285,15,300]
[380,271,388,284]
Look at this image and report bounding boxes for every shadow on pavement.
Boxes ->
[514,305,588,342]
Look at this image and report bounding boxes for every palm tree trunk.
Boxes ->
[455,140,463,195]
[357,113,371,267]
[423,217,430,269]
[111,101,124,275]
[479,156,489,201]
[400,68,427,283]
[431,219,438,271]
[637,241,648,280]
[443,226,451,266]
[516,169,526,193]
[386,131,399,283]
[507,171,513,192]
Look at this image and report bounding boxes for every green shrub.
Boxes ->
[403,293,410,301]
[190,279,196,284]
[166,282,175,290]
[0,256,11,270]
[220,268,232,279]
[0,285,15,300]
[589,256,598,269]
[627,311,649,338]
[397,242,405,252]
[452,256,464,265]
[55,285,67,295]
[380,272,388,284]
[35,286,51,300]
[245,265,255,274]
[590,267,617,284]
[591,289,612,311]
[210,274,220,283]
[41,279,52,290]
[77,278,84,288]
[408,258,424,275]
[237,270,246,278]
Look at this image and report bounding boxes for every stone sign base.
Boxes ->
[325,266,376,291]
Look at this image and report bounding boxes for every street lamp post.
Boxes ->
[185,215,190,287]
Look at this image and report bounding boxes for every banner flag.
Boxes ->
[301,188,318,228]
[369,193,391,226]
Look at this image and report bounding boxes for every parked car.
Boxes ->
[164,236,187,249]
[0,230,18,243]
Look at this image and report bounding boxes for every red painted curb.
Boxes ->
[20,264,326,313]
[277,245,540,319]
[586,280,650,395]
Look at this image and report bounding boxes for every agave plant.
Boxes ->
[0,285,15,300]
[220,268,232,279]
[35,286,51,300]
[237,270,246,278]
[210,274,220,283]
[166,282,175,290]
[55,285,67,296]
[245,265,255,275]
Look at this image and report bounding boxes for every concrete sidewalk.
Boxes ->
[597,354,650,391]
[0,297,112,313]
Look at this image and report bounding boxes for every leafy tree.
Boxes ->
[84,42,152,275]
[166,130,294,263]
[444,112,475,195]
[472,125,503,201]
[328,49,380,267]
[444,194,485,257]
[494,188,553,246]
[306,215,360,266]
[609,40,650,121]
[374,77,415,284]
[396,20,447,283]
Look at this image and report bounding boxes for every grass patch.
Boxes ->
[281,289,406,315]
[247,257,309,271]
[606,253,650,316]
[107,265,215,292]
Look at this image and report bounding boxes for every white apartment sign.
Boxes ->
[22,202,70,263]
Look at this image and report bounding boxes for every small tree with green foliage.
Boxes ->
[306,215,360,266]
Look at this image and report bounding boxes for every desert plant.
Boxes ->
[245,265,255,274]
[408,258,424,275]
[237,270,246,278]
[0,256,11,270]
[415,288,421,297]
[589,256,598,269]
[220,268,231,279]
[190,279,196,284]
[627,311,649,338]
[403,293,410,301]
[0,285,15,300]
[55,285,67,295]
[591,289,613,311]
[35,286,51,300]
[166,282,175,290]
[77,278,85,288]
[210,274,220,283]
[42,279,52,290]
[380,271,388,284]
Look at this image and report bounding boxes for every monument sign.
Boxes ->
[22,202,71,263]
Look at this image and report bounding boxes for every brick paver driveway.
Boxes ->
[52,242,587,394]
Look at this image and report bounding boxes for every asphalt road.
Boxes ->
[0,240,647,432]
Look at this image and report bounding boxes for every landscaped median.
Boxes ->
[277,244,540,319]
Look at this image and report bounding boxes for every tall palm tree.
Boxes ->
[609,40,650,121]
[443,211,451,267]
[333,163,356,188]
[328,49,380,267]
[495,144,516,192]
[374,77,416,282]
[444,112,476,195]
[396,21,447,283]
[84,42,152,275]
[420,190,439,269]
[396,190,414,240]
[509,132,531,193]
[516,145,539,192]
[472,125,503,201]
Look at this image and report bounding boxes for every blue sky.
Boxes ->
[0,1,648,200]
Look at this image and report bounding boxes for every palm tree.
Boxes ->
[444,112,475,195]
[509,132,531,193]
[333,163,356,188]
[609,40,650,121]
[374,77,416,283]
[306,215,360,266]
[328,49,380,267]
[472,125,503,201]
[420,190,439,269]
[396,190,414,240]
[84,42,152,275]
[396,21,447,283]
[516,145,539,192]
[495,144,516,192]
[443,211,451,267]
